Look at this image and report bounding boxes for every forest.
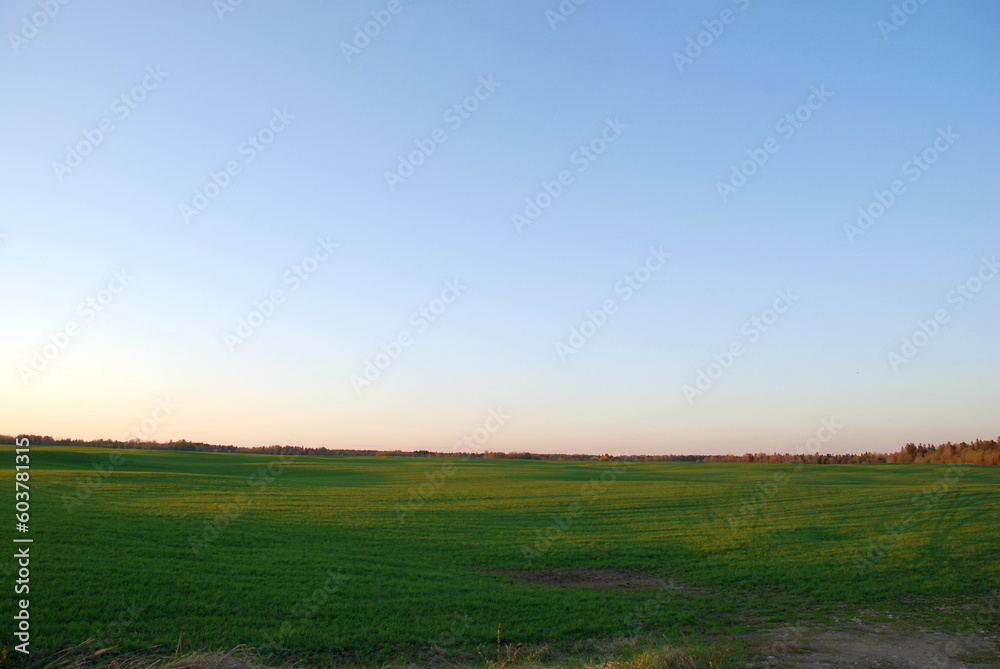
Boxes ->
[3,435,997,464]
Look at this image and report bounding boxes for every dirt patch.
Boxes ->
[757,624,999,668]
[495,567,700,593]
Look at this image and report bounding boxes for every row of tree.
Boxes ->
[2,435,997,464]
[698,439,999,465]
[0,436,468,458]
[887,439,1000,465]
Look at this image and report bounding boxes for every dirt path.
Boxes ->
[757,624,999,668]
[494,567,702,592]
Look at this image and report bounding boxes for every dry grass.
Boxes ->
[478,624,546,669]
[30,632,733,669]
[37,643,279,669]
[586,643,733,669]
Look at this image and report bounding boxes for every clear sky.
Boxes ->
[3,0,997,455]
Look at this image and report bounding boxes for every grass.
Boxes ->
[1,446,998,667]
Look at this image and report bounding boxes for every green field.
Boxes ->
[3,446,998,667]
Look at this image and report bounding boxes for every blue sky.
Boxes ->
[3,0,997,454]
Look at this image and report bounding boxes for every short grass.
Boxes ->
[1,446,997,667]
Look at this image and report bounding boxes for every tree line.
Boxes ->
[697,438,999,465]
[1,434,997,464]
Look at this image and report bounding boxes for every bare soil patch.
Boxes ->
[756,624,999,668]
[495,567,701,593]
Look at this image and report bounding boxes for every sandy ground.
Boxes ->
[754,624,998,668]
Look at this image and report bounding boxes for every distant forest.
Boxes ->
[2,434,998,465]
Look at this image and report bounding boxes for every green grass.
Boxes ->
[2,446,998,667]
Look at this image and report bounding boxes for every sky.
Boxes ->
[2,0,998,455]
